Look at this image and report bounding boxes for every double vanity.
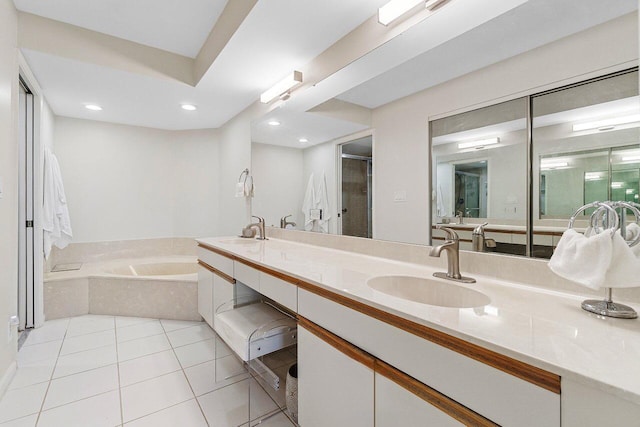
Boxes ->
[196,230,640,426]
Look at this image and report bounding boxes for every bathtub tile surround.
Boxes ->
[0,315,294,426]
[44,238,200,321]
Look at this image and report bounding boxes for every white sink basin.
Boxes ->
[367,275,490,308]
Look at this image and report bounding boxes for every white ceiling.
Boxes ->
[14,0,640,136]
[17,0,388,130]
[13,0,227,58]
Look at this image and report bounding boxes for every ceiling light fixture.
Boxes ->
[299,138,308,143]
[181,104,197,111]
[260,71,303,104]
[85,104,102,111]
[268,120,281,126]
[425,0,450,11]
[611,182,624,189]
[572,113,640,132]
[378,0,422,25]
[622,155,640,162]
[584,172,602,181]
[457,137,499,150]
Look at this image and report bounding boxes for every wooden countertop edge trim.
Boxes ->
[299,317,375,370]
[198,243,561,394]
[375,359,499,427]
[197,260,236,284]
[198,242,238,260]
[431,226,564,237]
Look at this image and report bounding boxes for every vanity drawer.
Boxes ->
[298,288,560,427]
[259,272,297,312]
[234,261,260,292]
[197,246,234,278]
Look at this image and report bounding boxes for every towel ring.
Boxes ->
[610,201,640,247]
[568,201,618,235]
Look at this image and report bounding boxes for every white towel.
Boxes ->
[625,223,640,256]
[43,148,72,259]
[436,186,445,218]
[548,229,613,290]
[603,232,640,287]
[317,171,331,234]
[301,173,315,231]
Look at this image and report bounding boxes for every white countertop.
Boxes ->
[197,236,640,404]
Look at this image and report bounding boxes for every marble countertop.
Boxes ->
[197,236,640,404]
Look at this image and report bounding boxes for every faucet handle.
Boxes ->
[436,225,459,241]
[252,215,264,223]
[473,222,489,234]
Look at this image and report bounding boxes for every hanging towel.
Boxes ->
[301,173,315,231]
[43,148,72,259]
[602,231,640,287]
[548,229,613,290]
[436,186,445,217]
[317,171,331,234]
[625,223,640,256]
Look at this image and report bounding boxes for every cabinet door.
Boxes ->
[298,324,374,427]
[197,266,214,327]
[376,373,465,427]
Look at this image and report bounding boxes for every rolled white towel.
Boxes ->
[603,231,640,287]
[549,229,613,290]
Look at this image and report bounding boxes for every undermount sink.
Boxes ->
[367,275,490,308]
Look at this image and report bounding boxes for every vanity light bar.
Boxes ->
[622,155,640,162]
[378,0,423,25]
[572,114,640,132]
[584,172,602,180]
[540,161,568,169]
[611,182,624,189]
[457,137,499,150]
[260,71,303,104]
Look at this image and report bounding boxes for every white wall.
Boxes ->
[0,0,19,394]
[372,13,638,245]
[252,143,305,229]
[54,117,221,242]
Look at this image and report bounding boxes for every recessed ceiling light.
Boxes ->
[268,120,281,126]
[299,138,308,143]
[181,104,197,111]
[85,104,102,111]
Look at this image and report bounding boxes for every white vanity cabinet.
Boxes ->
[197,265,214,326]
[298,323,374,427]
[233,260,298,312]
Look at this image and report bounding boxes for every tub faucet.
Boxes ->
[244,216,267,240]
[280,215,296,229]
[430,226,475,283]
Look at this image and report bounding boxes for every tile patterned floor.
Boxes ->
[0,315,296,427]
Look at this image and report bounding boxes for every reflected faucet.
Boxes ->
[244,216,267,240]
[472,222,496,252]
[430,226,475,283]
[280,214,296,229]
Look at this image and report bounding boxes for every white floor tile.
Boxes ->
[115,317,156,329]
[17,341,62,365]
[120,371,194,423]
[215,337,233,359]
[184,355,247,397]
[0,414,37,427]
[66,317,115,337]
[119,350,181,387]
[37,390,121,427]
[53,345,117,378]
[166,324,215,348]
[9,358,56,390]
[23,322,68,347]
[245,411,295,427]
[0,382,48,423]
[117,334,171,362]
[117,321,164,343]
[60,329,115,355]
[198,379,278,427]
[173,339,215,369]
[160,319,203,333]
[43,364,119,410]
[124,399,207,427]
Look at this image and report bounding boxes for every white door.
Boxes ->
[18,78,35,330]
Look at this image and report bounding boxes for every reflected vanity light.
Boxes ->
[540,161,568,170]
[626,189,635,195]
[622,155,640,162]
[457,137,499,150]
[260,71,303,104]
[84,104,102,111]
[584,172,603,181]
[611,182,624,189]
[572,113,640,132]
[268,120,281,126]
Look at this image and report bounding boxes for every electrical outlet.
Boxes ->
[394,190,407,202]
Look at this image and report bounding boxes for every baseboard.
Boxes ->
[0,360,17,399]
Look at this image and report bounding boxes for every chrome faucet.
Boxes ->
[472,222,496,252]
[244,215,267,240]
[430,226,475,283]
[280,214,296,229]
[456,211,464,224]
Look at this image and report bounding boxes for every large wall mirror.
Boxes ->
[430,68,640,258]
